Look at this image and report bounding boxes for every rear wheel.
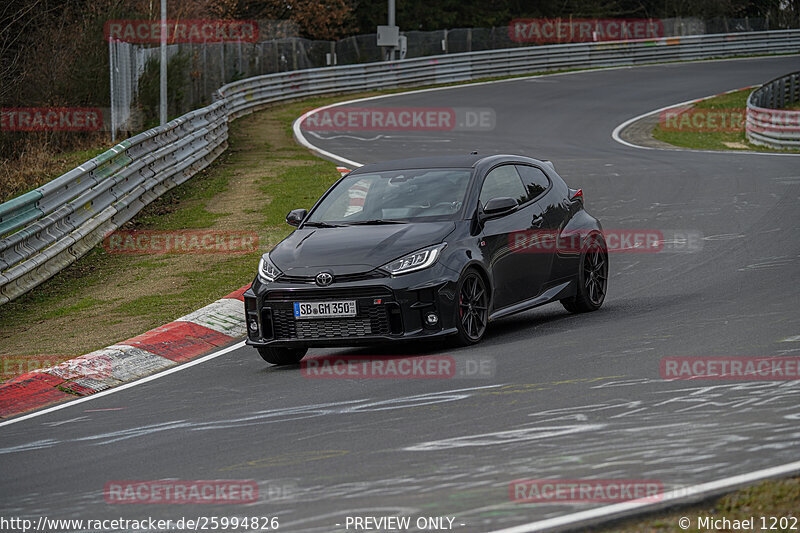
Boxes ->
[257,346,308,365]
[561,233,608,313]
[454,269,489,345]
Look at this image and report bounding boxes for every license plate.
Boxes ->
[293,300,357,319]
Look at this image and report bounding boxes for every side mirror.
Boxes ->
[481,197,518,219]
[286,208,307,227]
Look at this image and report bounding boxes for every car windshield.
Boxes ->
[306,168,473,224]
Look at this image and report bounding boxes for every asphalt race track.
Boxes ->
[2,56,800,532]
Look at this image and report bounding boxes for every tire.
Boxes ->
[561,233,608,313]
[453,269,490,346]
[257,346,308,365]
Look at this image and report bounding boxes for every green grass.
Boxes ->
[652,88,800,153]
[0,247,124,326]
[694,90,748,109]
[112,255,263,323]
[132,167,232,230]
[0,132,243,352]
[67,146,108,164]
[601,476,800,532]
[0,102,343,357]
[40,296,106,320]
[4,54,798,356]
[0,143,113,203]
[259,163,339,226]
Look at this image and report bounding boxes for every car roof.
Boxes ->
[349,155,484,173]
[348,154,551,174]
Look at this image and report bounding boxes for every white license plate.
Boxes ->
[293,300,357,319]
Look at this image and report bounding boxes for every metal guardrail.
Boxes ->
[0,101,228,304]
[746,71,800,149]
[216,30,800,117]
[1,30,799,304]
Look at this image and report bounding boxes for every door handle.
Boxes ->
[531,216,544,228]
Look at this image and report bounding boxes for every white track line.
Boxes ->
[6,60,799,532]
[292,67,642,167]
[292,55,800,532]
[489,459,800,532]
[0,341,246,428]
[611,88,800,157]
[292,55,800,163]
[6,58,793,430]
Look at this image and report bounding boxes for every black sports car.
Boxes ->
[244,154,607,365]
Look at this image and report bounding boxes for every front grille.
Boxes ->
[271,305,392,339]
[297,318,372,338]
[279,271,386,284]
[265,286,392,301]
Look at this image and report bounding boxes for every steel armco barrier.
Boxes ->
[216,30,800,118]
[0,101,228,304]
[746,71,800,149]
[1,30,799,304]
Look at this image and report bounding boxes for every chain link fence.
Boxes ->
[5,29,800,305]
[108,17,780,138]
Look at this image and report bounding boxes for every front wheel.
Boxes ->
[257,346,308,365]
[453,269,489,346]
[561,233,608,313]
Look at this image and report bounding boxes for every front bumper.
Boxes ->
[244,264,460,348]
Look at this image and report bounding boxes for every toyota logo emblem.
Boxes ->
[315,272,333,286]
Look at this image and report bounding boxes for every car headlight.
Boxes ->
[258,253,282,283]
[380,243,446,276]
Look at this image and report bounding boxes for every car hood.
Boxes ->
[270,221,456,276]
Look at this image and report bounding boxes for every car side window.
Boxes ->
[515,165,550,202]
[479,165,527,207]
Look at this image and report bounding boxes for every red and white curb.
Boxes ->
[0,170,349,420]
[0,284,250,419]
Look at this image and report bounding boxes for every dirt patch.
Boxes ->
[616,112,679,149]
[722,141,750,149]
[0,90,397,381]
[0,102,344,377]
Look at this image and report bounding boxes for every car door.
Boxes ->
[478,164,549,310]
[514,164,559,292]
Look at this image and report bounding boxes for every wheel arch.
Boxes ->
[459,260,493,310]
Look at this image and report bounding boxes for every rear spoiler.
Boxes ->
[540,159,556,172]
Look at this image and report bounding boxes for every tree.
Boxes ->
[233,0,356,40]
